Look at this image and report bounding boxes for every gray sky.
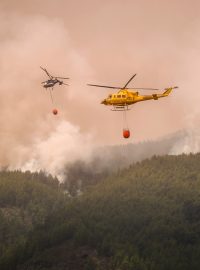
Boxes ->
[0,0,200,174]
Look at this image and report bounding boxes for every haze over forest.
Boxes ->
[1,0,200,176]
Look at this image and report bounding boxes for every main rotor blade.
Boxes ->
[55,76,69,80]
[87,84,121,89]
[123,74,137,89]
[125,87,159,90]
[40,66,53,79]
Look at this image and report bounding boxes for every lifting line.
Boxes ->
[122,106,129,130]
[49,88,54,104]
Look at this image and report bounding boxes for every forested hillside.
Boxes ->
[1,154,200,270]
[0,171,67,269]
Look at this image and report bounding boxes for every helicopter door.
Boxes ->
[117,94,123,104]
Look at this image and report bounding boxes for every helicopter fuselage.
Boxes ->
[43,79,62,88]
[101,88,174,107]
[88,74,177,110]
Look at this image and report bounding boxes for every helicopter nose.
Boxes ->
[101,99,107,105]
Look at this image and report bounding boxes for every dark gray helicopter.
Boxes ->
[40,66,69,89]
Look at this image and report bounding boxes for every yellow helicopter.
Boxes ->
[88,74,178,111]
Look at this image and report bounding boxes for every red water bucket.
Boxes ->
[52,108,58,115]
[123,129,130,139]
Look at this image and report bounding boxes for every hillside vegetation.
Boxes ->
[1,154,200,269]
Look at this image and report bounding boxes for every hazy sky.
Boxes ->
[0,0,200,174]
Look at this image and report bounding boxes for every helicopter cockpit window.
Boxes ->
[108,94,112,98]
[122,95,126,98]
[117,95,121,98]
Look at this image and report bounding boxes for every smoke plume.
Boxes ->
[1,1,200,177]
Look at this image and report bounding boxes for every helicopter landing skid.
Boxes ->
[111,105,130,111]
[111,106,131,112]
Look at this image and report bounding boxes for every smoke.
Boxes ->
[170,111,200,154]
[0,12,97,175]
[18,121,94,180]
[1,1,200,178]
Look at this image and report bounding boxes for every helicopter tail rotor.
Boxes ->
[162,86,178,96]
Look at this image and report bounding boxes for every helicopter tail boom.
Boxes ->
[149,86,178,101]
[153,86,178,100]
